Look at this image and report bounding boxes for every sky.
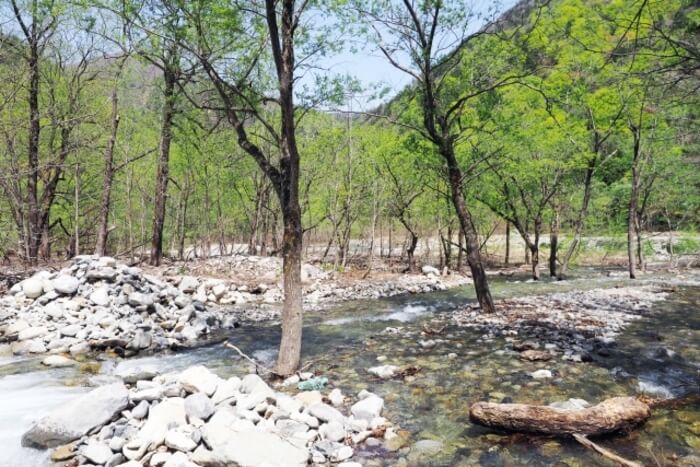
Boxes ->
[310,0,521,110]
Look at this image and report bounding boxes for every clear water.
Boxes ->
[1,269,698,466]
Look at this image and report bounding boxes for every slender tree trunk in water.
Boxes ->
[549,209,559,277]
[150,70,176,266]
[95,87,120,256]
[627,125,642,279]
[505,222,510,266]
[443,146,495,312]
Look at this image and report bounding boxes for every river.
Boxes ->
[1,269,699,466]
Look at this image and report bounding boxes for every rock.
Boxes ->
[11,339,46,354]
[124,398,186,459]
[131,400,150,419]
[163,451,198,467]
[211,377,241,404]
[82,440,113,464]
[195,410,309,466]
[408,439,444,463]
[328,388,344,407]
[178,276,199,293]
[22,382,129,448]
[530,369,553,379]
[128,330,152,350]
[184,392,215,421]
[115,363,160,384]
[295,390,323,407]
[6,319,29,335]
[127,292,154,307]
[333,445,354,462]
[368,365,399,379]
[309,403,345,423]
[90,287,110,306]
[60,324,81,337]
[42,355,77,367]
[520,350,552,361]
[22,277,45,298]
[53,275,80,295]
[421,265,440,276]
[165,429,197,452]
[18,326,48,341]
[351,394,384,421]
[240,373,273,395]
[178,365,220,396]
[319,420,346,442]
[50,442,77,461]
[86,267,118,282]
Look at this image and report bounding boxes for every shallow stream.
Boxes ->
[2,269,699,466]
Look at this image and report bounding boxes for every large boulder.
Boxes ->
[193,409,309,466]
[52,275,80,295]
[22,277,45,298]
[22,382,129,448]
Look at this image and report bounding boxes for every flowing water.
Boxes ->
[1,269,699,466]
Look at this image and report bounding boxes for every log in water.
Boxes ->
[469,396,651,436]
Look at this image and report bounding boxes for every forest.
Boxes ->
[0,0,699,466]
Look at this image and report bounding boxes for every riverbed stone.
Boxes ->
[42,355,77,367]
[164,428,197,452]
[53,275,80,295]
[196,410,309,466]
[184,392,215,421]
[90,287,110,306]
[368,365,399,379]
[82,440,113,464]
[22,382,128,448]
[18,325,48,341]
[178,365,220,396]
[351,394,384,421]
[531,369,553,379]
[309,403,345,423]
[22,277,45,298]
[12,339,47,354]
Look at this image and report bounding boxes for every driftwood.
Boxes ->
[572,433,642,467]
[469,396,651,436]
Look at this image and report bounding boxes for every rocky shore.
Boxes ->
[452,285,671,363]
[22,364,392,466]
[0,256,466,358]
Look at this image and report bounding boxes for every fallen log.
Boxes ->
[469,396,650,436]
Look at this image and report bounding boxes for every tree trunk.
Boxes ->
[26,35,41,264]
[469,397,650,436]
[627,125,642,279]
[443,146,495,313]
[149,70,176,266]
[504,222,510,266]
[549,208,559,277]
[95,86,120,256]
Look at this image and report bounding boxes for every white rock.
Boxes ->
[328,388,344,407]
[165,429,197,452]
[319,420,346,442]
[18,326,48,341]
[351,395,384,421]
[163,451,198,467]
[5,319,29,335]
[179,276,200,293]
[531,369,553,379]
[22,277,45,298]
[211,377,241,404]
[127,292,154,307]
[90,287,110,306]
[52,275,80,295]
[240,373,273,395]
[184,392,215,420]
[368,365,399,379]
[421,265,440,276]
[308,403,345,423]
[178,365,221,396]
[41,355,77,367]
[81,440,113,464]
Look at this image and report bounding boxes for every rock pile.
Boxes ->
[453,285,669,362]
[0,256,232,357]
[24,365,391,467]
